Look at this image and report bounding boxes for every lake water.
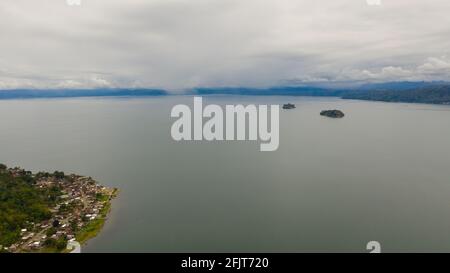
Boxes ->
[1,96,450,252]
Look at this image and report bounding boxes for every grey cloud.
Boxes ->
[1,0,450,90]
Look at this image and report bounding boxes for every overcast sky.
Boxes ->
[1,0,450,90]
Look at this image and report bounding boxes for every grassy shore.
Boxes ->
[75,188,118,246]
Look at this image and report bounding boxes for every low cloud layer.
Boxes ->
[1,0,450,90]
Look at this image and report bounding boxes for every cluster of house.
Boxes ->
[6,169,115,253]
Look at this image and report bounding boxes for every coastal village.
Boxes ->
[0,166,117,253]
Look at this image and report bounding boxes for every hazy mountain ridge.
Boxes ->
[1,82,450,105]
[0,89,167,99]
[342,84,450,104]
[193,82,450,104]
[191,86,344,96]
[357,81,447,91]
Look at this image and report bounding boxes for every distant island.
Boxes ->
[282,103,296,109]
[0,164,117,253]
[320,110,345,118]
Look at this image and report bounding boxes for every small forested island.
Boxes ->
[282,103,296,109]
[0,164,117,253]
[320,110,345,118]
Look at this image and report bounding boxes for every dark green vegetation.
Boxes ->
[0,164,62,247]
[320,110,345,118]
[42,237,68,251]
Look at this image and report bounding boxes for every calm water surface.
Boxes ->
[1,96,450,252]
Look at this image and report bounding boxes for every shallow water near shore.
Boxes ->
[1,95,450,252]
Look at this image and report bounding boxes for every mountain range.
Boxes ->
[1,82,450,105]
